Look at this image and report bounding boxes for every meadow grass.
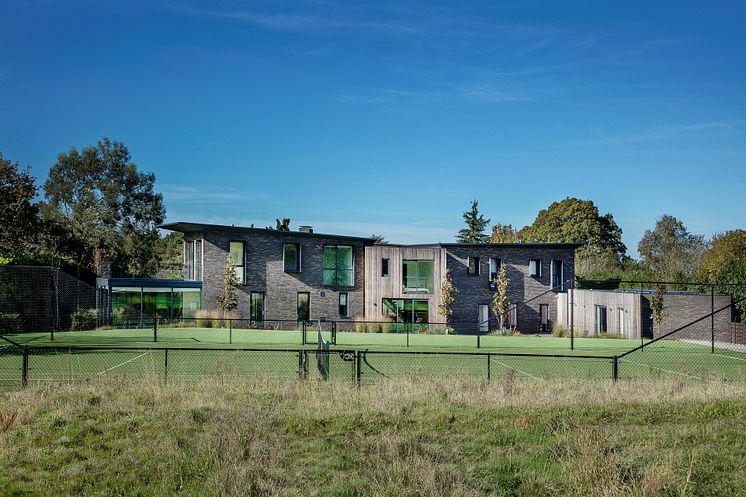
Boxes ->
[1,377,746,496]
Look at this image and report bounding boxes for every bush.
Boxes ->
[355,322,366,333]
[598,332,623,339]
[552,325,566,337]
[381,322,392,334]
[488,328,512,336]
[0,312,22,333]
[70,310,96,331]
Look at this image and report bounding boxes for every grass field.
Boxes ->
[2,377,746,496]
[2,327,746,390]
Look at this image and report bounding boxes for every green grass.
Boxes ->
[1,377,746,496]
[2,327,745,390]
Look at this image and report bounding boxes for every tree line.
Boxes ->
[457,198,746,289]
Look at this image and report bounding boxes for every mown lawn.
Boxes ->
[1,377,745,496]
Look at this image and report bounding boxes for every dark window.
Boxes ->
[539,304,549,333]
[489,258,501,280]
[250,292,264,322]
[551,260,563,290]
[595,305,608,334]
[284,243,301,272]
[339,292,349,317]
[230,241,246,284]
[297,292,310,322]
[529,259,541,278]
[186,240,195,280]
[467,257,480,275]
[381,258,389,277]
[323,246,354,286]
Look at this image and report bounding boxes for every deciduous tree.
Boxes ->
[491,263,509,330]
[217,255,240,314]
[638,215,706,280]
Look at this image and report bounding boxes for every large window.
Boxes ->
[468,256,480,275]
[111,286,201,325]
[382,299,429,331]
[250,292,264,322]
[529,259,541,277]
[402,260,434,294]
[323,246,354,286]
[551,259,564,290]
[489,258,501,280]
[339,292,349,317]
[284,243,301,272]
[230,241,245,284]
[595,305,608,334]
[297,292,310,322]
[185,240,203,280]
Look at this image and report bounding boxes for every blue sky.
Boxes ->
[1,1,745,254]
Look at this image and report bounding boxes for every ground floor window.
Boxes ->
[108,285,201,325]
[250,292,264,322]
[595,305,608,334]
[297,292,310,322]
[539,304,549,333]
[382,299,429,328]
[339,292,349,317]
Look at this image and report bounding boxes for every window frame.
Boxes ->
[323,245,355,287]
[595,305,608,334]
[297,292,310,322]
[402,259,435,294]
[229,240,246,285]
[550,259,564,290]
[529,258,542,278]
[283,242,302,273]
[339,292,349,318]
[250,291,265,322]
[467,256,480,276]
[381,258,389,277]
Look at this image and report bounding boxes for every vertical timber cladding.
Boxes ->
[444,244,577,334]
[557,290,643,339]
[199,230,371,322]
[363,246,447,323]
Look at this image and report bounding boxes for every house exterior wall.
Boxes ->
[363,245,448,323]
[444,245,576,333]
[557,290,732,341]
[188,230,371,323]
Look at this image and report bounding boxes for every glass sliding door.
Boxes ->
[143,287,172,320]
[297,292,310,322]
[382,298,429,333]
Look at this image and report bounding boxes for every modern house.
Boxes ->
[556,289,732,340]
[156,222,581,334]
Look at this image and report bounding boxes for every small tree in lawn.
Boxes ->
[650,283,668,337]
[217,255,239,319]
[491,263,509,331]
[438,267,458,333]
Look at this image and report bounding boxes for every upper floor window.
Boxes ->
[551,259,564,290]
[529,258,541,278]
[467,256,480,275]
[323,245,354,286]
[283,243,301,272]
[185,240,203,280]
[402,260,434,294]
[230,241,245,284]
[489,258,501,280]
[381,258,389,277]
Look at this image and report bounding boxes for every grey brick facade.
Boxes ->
[444,244,576,333]
[180,224,373,322]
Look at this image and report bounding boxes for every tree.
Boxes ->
[371,234,388,245]
[42,138,165,276]
[650,283,668,335]
[438,267,458,324]
[491,263,509,330]
[0,153,40,259]
[457,200,490,243]
[520,197,627,276]
[490,224,521,243]
[216,255,240,314]
[638,215,707,280]
[154,232,184,279]
[696,230,746,319]
[275,218,291,231]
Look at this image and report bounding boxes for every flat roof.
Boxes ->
[160,222,377,243]
[97,277,202,288]
[401,242,584,249]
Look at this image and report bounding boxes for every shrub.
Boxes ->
[70,310,96,331]
[488,328,511,336]
[355,322,366,333]
[429,327,448,335]
[598,332,623,339]
[194,310,214,329]
[511,331,522,336]
[381,322,392,334]
[552,325,566,337]
[0,312,22,333]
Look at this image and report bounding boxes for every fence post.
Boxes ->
[332,321,337,345]
[711,285,715,353]
[153,317,158,343]
[164,348,169,384]
[298,350,304,380]
[477,325,481,349]
[229,319,233,345]
[22,346,29,388]
[612,355,618,382]
[356,350,362,388]
[569,281,574,351]
[486,353,491,382]
[302,321,306,345]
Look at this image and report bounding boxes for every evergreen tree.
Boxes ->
[457,200,490,243]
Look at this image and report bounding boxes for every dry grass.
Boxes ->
[1,377,745,496]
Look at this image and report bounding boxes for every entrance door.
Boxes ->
[539,304,549,333]
[478,305,489,333]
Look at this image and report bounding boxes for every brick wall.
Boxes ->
[642,293,732,340]
[445,246,576,333]
[192,230,370,322]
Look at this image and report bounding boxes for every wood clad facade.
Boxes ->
[364,246,448,323]
[557,290,642,339]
